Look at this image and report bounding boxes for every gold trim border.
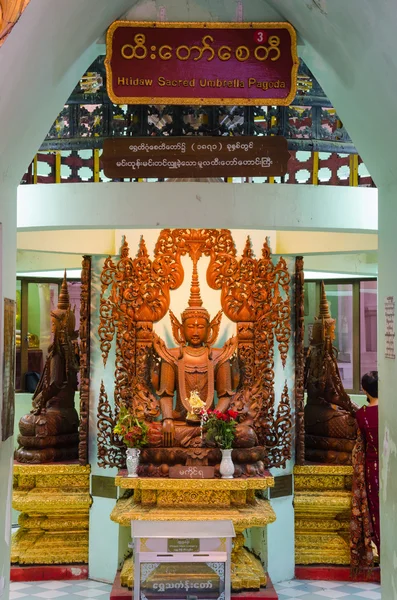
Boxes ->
[114,475,274,490]
[105,21,298,106]
[14,464,91,476]
[294,465,353,476]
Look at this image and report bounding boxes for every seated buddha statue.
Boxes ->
[304,283,358,465]
[153,263,239,448]
[15,273,80,463]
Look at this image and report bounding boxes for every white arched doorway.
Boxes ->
[1,1,396,596]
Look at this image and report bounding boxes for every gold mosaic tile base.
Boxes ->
[294,465,353,565]
[12,464,92,565]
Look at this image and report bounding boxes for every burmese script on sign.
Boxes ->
[101,136,290,179]
[167,538,200,552]
[385,296,395,360]
[168,465,215,479]
[105,21,298,105]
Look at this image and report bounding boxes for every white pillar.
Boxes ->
[0,182,17,600]
[378,183,397,597]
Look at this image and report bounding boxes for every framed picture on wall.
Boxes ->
[2,298,16,441]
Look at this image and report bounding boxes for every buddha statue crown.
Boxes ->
[169,260,222,346]
[312,282,335,343]
[181,262,210,323]
[51,271,76,337]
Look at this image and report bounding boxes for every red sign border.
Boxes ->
[105,21,298,106]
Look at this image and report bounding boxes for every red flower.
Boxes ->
[227,410,239,420]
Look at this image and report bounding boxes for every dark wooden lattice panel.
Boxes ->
[318,153,350,186]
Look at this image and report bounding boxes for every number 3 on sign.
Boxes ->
[254,30,267,44]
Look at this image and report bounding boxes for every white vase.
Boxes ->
[126,447,140,478]
[220,449,234,479]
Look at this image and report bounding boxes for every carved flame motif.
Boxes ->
[97,229,292,470]
[98,236,183,432]
[205,235,292,464]
[97,380,125,468]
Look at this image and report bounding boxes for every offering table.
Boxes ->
[111,472,276,592]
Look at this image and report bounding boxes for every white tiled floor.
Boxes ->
[275,580,381,600]
[9,581,111,599]
[9,579,382,599]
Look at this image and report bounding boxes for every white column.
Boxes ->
[0,182,17,600]
[378,183,397,597]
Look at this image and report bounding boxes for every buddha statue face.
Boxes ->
[311,318,336,345]
[183,316,209,347]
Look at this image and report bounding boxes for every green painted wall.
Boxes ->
[27,283,41,337]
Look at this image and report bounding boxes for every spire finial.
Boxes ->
[188,261,203,308]
[57,270,70,310]
[181,260,209,322]
[318,281,331,319]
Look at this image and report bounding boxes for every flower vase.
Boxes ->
[126,448,140,478]
[220,449,234,479]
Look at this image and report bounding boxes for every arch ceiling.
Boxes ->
[1,0,395,190]
[0,0,394,591]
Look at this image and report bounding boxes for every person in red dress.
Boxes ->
[354,371,380,555]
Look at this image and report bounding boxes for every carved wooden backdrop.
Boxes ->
[97,229,293,469]
[78,256,91,465]
[294,256,305,465]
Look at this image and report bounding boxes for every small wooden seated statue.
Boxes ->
[15,273,79,463]
[304,283,358,465]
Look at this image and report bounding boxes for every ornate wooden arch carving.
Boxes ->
[97,229,292,469]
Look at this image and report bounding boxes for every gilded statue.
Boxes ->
[15,273,80,463]
[153,261,237,448]
[304,282,357,465]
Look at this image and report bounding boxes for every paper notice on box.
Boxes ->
[385,296,395,359]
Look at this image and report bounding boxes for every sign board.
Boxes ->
[101,136,290,179]
[167,538,200,552]
[105,21,298,105]
[132,520,234,600]
[385,296,395,359]
[91,475,117,499]
[269,474,293,499]
[169,465,215,479]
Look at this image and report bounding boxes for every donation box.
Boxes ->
[132,519,235,600]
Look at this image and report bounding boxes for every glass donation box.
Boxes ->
[132,519,235,600]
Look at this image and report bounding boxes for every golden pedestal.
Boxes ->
[111,475,276,591]
[12,464,92,565]
[294,465,353,565]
